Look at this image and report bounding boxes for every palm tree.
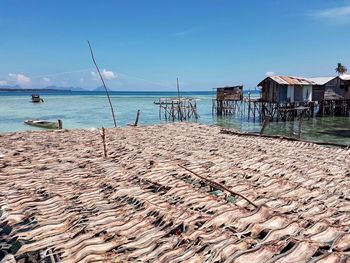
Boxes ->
[335,63,347,75]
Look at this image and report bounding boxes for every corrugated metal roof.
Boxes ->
[259,76,338,86]
[339,74,350,81]
[272,76,315,85]
[305,77,335,85]
[258,76,314,86]
[1,123,350,262]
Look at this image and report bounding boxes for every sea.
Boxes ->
[0,90,349,144]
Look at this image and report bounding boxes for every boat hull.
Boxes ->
[24,120,59,129]
[31,94,44,103]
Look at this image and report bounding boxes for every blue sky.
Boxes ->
[0,0,350,90]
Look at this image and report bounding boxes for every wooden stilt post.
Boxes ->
[134,110,140,126]
[176,78,184,121]
[248,91,251,120]
[165,98,168,120]
[58,119,63,129]
[297,112,304,139]
[260,116,270,135]
[159,98,162,120]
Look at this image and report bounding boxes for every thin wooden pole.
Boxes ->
[178,164,257,208]
[100,127,107,158]
[88,41,117,128]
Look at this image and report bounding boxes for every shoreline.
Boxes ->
[2,122,349,148]
[1,119,350,147]
[1,91,349,145]
[1,122,349,261]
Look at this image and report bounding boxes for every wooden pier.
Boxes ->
[318,99,350,117]
[213,97,350,121]
[155,97,199,121]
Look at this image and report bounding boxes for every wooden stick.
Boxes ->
[134,110,140,126]
[100,127,107,158]
[178,164,257,208]
[88,41,117,128]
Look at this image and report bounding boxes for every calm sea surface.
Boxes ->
[0,91,349,144]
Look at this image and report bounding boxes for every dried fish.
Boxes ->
[270,242,318,263]
[332,233,350,252]
[0,123,348,261]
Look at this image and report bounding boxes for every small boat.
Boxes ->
[31,94,44,103]
[24,120,62,129]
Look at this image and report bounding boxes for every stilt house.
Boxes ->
[258,75,350,103]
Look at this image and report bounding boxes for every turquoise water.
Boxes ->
[0,91,349,144]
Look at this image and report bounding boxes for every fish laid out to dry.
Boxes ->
[0,122,350,262]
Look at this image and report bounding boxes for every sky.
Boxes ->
[0,0,350,91]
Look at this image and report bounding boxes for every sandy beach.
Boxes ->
[1,123,350,262]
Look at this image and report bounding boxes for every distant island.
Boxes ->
[92,86,111,92]
[0,85,92,92]
[0,88,71,92]
[44,86,87,92]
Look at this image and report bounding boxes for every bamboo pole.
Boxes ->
[88,41,117,128]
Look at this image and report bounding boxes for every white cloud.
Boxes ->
[42,77,50,82]
[8,73,31,86]
[101,69,116,80]
[91,69,117,80]
[173,27,206,37]
[265,71,275,77]
[310,5,350,24]
[0,80,8,85]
